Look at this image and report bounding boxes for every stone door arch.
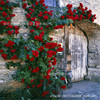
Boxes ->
[66,26,88,82]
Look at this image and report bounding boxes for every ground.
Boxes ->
[0,80,100,100]
[61,80,100,100]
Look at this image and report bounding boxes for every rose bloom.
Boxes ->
[0,50,4,53]
[43,15,49,20]
[23,3,27,9]
[2,11,7,17]
[39,0,44,4]
[32,67,39,73]
[61,85,66,89]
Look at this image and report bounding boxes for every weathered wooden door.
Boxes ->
[66,27,87,82]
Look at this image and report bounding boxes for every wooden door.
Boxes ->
[66,27,87,82]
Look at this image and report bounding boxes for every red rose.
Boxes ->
[6,0,9,3]
[7,31,13,35]
[29,21,33,26]
[85,7,88,10]
[26,86,30,88]
[52,67,54,70]
[60,77,65,80]
[56,47,64,52]
[48,60,51,63]
[1,54,7,60]
[61,15,64,19]
[28,66,32,70]
[31,79,35,83]
[29,57,34,61]
[39,0,44,4]
[30,29,34,33]
[32,50,39,57]
[40,79,44,82]
[23,3,27,9]
[32,67,39,73]
[14,26,19,30]
[4,41,15,47]
[42,91,49,97]
[8,25,13,29]
[0,50,4,53]
[35,21,40,26]
[35,1,38,5]
[26,54,29,59]
[15,30,19,35]
[7,21,11,25]
[43,15,49,20]
[38,46,44,52]
[34,35,42,41]
[26,14,31,18]
[32,4,35,8]
[0,7,3,10]
[6,17,10,20]
[67,4,72,9]
[29,12,32,15]
[2,11,7,17]
[32,84,35,88]
[11,49,16,53]
[46,25,49,28]
[52,59,57,65]
[20,79,25,83]
[39,27,43,30]
[61,85,66,89]
[45,6,48,9]
[43,11,48,14]
[38,12,43,17]
[31,17,36,21]
[73,9,76,13]
[79,15,83,21]
[50,37,53,41]
[48,64,51,67]
[80,3,83,8]
[9,14,15,17]
[37,83,43,88]
[44,75,50,80]
[40,31,44,36]
[45,42,57,49]
[29,8,34,12]
[42,3,45,6]
[11,55,18,60]
[47,69,51,75]
[0,0,5,5]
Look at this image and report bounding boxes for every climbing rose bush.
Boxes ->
[61,3,96,22]
[0,0,96,99]
[0,0,20,35]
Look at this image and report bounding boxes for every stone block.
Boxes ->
[88,68,100,82]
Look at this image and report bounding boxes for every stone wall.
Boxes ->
[0,6,28,84]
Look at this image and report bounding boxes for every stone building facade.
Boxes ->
[0,0,100,85]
